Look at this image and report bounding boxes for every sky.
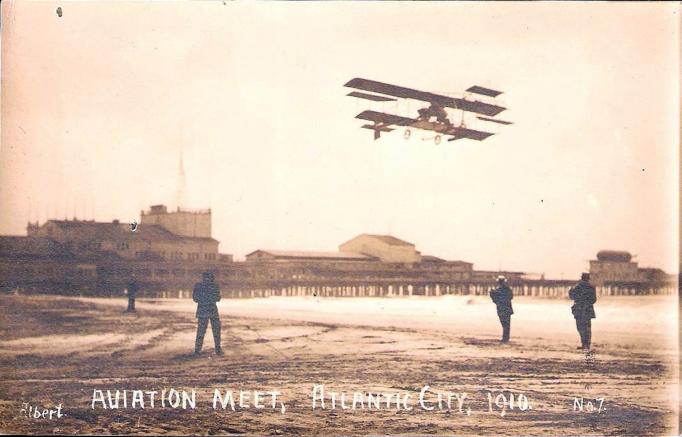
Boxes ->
[0,1,679,278]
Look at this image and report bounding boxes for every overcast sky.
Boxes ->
[1,1,679,278]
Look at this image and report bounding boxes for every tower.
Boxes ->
[177,145,188,209]
[140,205,212,238]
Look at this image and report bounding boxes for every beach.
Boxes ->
[0,293,677,435]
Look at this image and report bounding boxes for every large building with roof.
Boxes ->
[27,213,219,262]
[1,205,230,294]
[243,235,474,285]
[589,250,672,286]
[245,250,377,263]
[339,234,422,263]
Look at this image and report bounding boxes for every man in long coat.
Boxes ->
[193,271,223,356]
[569,273,597,350]
[490,275,514,343]
[126,276,139,312]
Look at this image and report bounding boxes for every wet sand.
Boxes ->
[0,293,678,435]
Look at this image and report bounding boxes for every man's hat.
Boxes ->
[497,275,506,282]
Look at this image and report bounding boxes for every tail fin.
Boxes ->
[361,124,393,141]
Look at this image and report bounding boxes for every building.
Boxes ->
[245,250,377,263]
[589,250,672,286]
[140,204,211,238]
[1,204,233,295]
[0,236,96,293]
[339,234,422,263]
[589,250,640,285]
[244,237,474,284]
[417,256,474,280]
[471,270,526,283]
[637,267,672,284]
[27,205,220,262]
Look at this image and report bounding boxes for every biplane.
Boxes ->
[345,78,512,144]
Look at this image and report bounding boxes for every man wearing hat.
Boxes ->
[569,273,597,350]
[489,275,514,343]
[192,271,223,356]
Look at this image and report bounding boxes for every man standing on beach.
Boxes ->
[193,271,223,356]
[569,273,597,350]
[489,275,514,343]
[126,276,139,313]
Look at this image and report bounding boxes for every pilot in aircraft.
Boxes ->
[193,271,223,356]
[417,103,451,125]
[489,275,514,343]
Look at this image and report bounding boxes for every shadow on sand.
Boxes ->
[461,337,513,347]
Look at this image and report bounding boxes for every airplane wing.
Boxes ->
[477,116,513,125]
[355,110,415,126]
[446,126,495,141]
[354,110,494,141]
[347,91,397,102]
[409,119,494,141]
[345,78,506,117]
[466,85,503,97]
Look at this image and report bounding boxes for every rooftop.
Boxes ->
[361,234,414,247]
[143,204,211,215]
[596,250,633,262]
[421,255,472,265]
[47,220,218,244]
[247,250,377,261]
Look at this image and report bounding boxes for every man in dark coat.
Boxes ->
[126,277,139,312]
[569,272,597,350]
[193,271,223,356]
[490,276,514,343]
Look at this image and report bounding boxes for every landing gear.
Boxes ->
[404,129,411,140]
[434,135,441,145]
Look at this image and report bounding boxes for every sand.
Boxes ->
[0,293,678,435]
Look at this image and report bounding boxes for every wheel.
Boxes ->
[434,135,441,145]
[404,129,411,140]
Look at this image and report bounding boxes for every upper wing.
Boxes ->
[347,91,397,102]
[345,78,506,117]
[466,85,503,97]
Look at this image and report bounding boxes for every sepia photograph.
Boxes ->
[0,1,679,435]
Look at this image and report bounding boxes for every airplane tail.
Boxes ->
[360,123,393,140]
